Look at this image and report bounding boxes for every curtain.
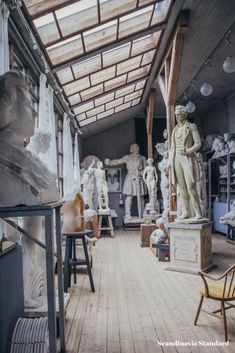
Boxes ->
[63,114,74,196]
[38,73,57,174]
[73,132,81,189]
[0,0,10,75]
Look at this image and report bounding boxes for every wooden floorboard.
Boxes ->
[64,230,235,353]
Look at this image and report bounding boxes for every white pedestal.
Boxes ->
[167,222,215,274]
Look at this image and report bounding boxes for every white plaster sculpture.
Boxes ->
[0,71,59,206]
[81,161,95,210]
[224,132,231,153]
[143,158,158,215]
[211,137,223,159]
[158,150,169,224]
[229,139,235,153]
[26,128,51,156]
[169,105,203,221]
[217,141,226,157]
[196,153,207,218]
[220,200,235,227]
[92,160,110,211]
[105,143,147,219]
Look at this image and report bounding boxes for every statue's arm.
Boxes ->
[186,124,202,155]
[104,155,128,166]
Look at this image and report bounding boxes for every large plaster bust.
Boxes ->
[0,71,59,206]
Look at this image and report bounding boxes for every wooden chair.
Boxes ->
[194,264,235,341]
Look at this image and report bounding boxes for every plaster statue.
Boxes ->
[220,200,235,227]
[81,161,95,210]
[143,158,158,215]
[229,139,235,153]
[217,141,226,157]
[158,150,169,224]
[105,143,147,219]
[196,153,207,218]
[169,105,202,221]
[92,160,110,211]
[224,132,231,153]
[0,71,59,206]
[211,137,223,159]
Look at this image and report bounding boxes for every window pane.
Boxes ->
[74,101,94,115]
[105,74,127,91]
[80,84,104,101]
[72,55,102,79]
[131,31,161,56]
[116,55,141,75]
[86,105,105,118]
[56,67,73,84]
[80,116,97,126]
[115,84,135,98]
[132,97,141,105]
[24,0,67,16]
[100,0,136,21]
[118,6,153,38]
[103,42,131,67]
[95,92,114,106]
[91,66,116,86]
[76,113,86,122]
[127,64,150,82]
[34,14,60,45]
[97,108,114,120]
[56,0,98,36]
[135,79,146,90]
[106,97,124,110]
[141,49,156,66]
[151,0,171,25]
[63,76,90,95]
[68,93,81,106]
[83,20,117,52]
[47,35,84,65]
[138,0,155,5]
[124,89,143,102]
[115,102,131,112]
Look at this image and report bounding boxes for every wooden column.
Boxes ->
[146,90,155,158]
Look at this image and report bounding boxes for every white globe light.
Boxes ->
[200,82,213,96]
[186,101,196,113]
[223,56,235,73]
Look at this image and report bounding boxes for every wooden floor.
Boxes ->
[64,230,235,353]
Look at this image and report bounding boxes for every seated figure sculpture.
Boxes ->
[169,105,202,221]
[0,71,59,206]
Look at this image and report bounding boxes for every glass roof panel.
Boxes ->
[138,0,155,5]
[151,0,171,25]
[63,76,90,96]
[105,74,127,91]
[68,93,81,106]
[118,6,153,39]
[141,49,156,66]
[99,0,137,21]
[86,105,105,118]
[72,55,102,79]
[97,108,114,120]
[76,113,86,122]
[115,102,131,113]
[80,84,104,101]
[24,0,68,16]
[56,67,73,84]
[115,84,135,98]
[131,31,161,56]
[135,79,146,90]
[103,42,131,67]
[33,14,60,46]
[73,101,94,115]
[124,89,143,103]
[95,92,114,107]
[127,64,150,82]
[83,20,117,52]
[106,97,124,110]
[47,35,84,65]
[80,116,97,127]
[91,66,116,86]
[132,97,141,105]
[116,55,142,76]
[56,0,98,37]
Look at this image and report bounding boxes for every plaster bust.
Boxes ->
[0,71,59,206]
[211,137,223,159]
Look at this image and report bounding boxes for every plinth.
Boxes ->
[167,222,215,274]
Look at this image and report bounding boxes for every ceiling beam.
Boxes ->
[157,74,167,106]
[146,90,155,158]
[52,22,167,72]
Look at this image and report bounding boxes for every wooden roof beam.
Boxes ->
[146,89,155,158]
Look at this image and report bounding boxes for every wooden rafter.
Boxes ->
[146,90,155,158]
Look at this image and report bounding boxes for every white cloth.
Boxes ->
[73,132,81,189]
[63,114,74,196]
[38,74,57,174]
[0,1,9,75]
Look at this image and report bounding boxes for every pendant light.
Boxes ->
[186,100,196,113]
[200,60,213,97]
[223,31,235,73]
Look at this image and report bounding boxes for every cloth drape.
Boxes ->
[73,132,81,190]
[0,1,10,75]
[63,114,74,196]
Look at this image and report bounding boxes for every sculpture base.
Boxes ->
[166,222,215,274]
[175,217,209,224]
[123,217,144,230]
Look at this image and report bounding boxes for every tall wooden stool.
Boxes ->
[98,211,114,238]
[63,229,95,293]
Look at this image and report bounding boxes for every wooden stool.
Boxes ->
[98,212,114,238]
[152,243,170,261]
[63,230,95,293]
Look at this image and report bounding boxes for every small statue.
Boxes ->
[211,137,223,159]
[220,200,235,227]
[224,132,231,153]
[169,105,202,221]
[229,139,235,153]
[143,158,158,215]
[93,160,110,211]
[81,162,95,210]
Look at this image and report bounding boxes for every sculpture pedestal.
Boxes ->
[167,222,215,274]
[140,224,157,247]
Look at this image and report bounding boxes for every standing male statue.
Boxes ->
[105,143,147,219]
[169,105,202,220]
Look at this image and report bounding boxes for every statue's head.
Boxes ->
[224,132,230,142]
[130,143,139,154]
[97,161,103,169]
[0,71,35,138]
[147,158,154,165]
[175,105,188,123]
[28,128,51,154]
[212,137,222,151]
[163,129,168,140]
